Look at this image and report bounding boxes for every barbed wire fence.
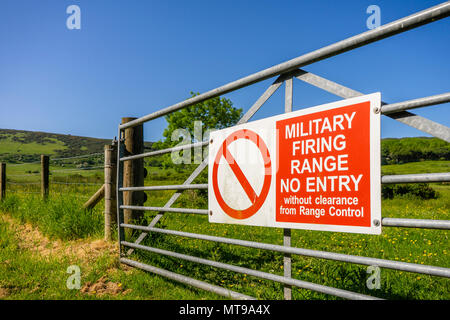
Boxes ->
[0,141,119,240]
[3,152,105,199]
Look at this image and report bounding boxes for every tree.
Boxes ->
[161,92,242,144]
[153,92,243,169]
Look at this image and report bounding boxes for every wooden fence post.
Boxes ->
[41,155,49,199]
[0,163,5,201]
[83,184,105,210]
[121,117,145,235]
[104,143,117,241]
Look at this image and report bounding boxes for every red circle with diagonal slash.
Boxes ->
[212,129,272,220]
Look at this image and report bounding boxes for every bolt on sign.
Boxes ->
[208,93,381,234]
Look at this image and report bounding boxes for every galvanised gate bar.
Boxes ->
[116,2,450,300]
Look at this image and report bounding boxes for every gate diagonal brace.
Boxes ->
[126,69,450,256]
[126,73,286,255]
[294,69,450,143]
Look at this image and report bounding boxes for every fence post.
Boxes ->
[83,184,105,210]
[41,155,49,199]
[283,76,293,300]
[0,163,5,201]
[121,117,145,236]
[104,143,117,241]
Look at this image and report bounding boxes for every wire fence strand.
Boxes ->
[3,152,106,196]
[5,152,104,166]
[50,152,104,161]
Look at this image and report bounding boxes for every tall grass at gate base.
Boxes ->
[0,194,103,240]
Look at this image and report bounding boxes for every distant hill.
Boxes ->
[0,128,152,163]
[381,137,450,165]
[0,128,448,165]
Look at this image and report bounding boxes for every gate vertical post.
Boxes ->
[121,117,145,237]
[0,163,5,201]
[104,143,117,241]
[41,155,49,200]
[117,129,125,256]
[283,76,293,300]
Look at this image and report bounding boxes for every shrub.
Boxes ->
[382,183,439,200]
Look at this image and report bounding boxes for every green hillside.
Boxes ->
[381,137,450,164]
[0,129,111,163]
[1,129,449,166]
[0,129,153,163]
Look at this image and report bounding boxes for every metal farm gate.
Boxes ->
[115,3,450,300]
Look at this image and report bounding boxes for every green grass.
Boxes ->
[0,194,103,240]
[0,220,82,299]
[0,160,449,300]
[0,217,223,300]
[382,160,450,175]
[122,160,450,300]
[129,191,449,300]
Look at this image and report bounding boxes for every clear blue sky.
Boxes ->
[0,0,448,142]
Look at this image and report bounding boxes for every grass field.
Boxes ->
[131,164,450,300]
[0,160,449,300]
[382,160,450,175]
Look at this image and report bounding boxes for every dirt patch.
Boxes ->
[0,287,10,299]
[1,215,118,264]
[81,275,131,296]
[65,239,117,264]
[1,214,134,299]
